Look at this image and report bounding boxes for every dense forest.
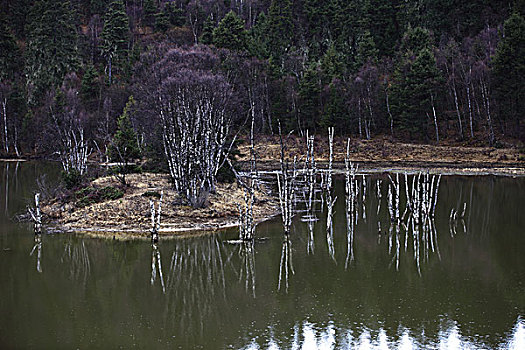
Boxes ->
[0,0,524,163]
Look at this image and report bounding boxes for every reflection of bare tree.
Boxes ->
[238,242,256,297]
[29,234,42,273]
[61,239,91,283]
[151,241,165,293]
[326,193,337,264]
[278,236,294,293]
[344,147,358,269]
[381,173,446,275]
[163,236,226,335]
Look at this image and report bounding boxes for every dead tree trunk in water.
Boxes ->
[276,122,297,234]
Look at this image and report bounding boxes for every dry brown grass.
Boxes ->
[44,173,279,238]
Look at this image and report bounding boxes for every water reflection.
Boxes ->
[239,318,525,349]
[29,233,42,273]
[163,236,226,335]
[2,161,524,349]
[61,238,91,283]
[150,240,166,293]
[278,236,294,293]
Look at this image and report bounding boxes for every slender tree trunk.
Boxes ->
[480,80,494,145]
[385,87,394,136]
[2,98,8,154]
[466,85,474,139]
[108,55,112,85]
[452,81,463,139]
[358,98,362,139]
[431,94,439,144]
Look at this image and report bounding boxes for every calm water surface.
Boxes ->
[0,161,524,349]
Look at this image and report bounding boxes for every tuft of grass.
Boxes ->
[142,190,161,199]
[74,186,123,207]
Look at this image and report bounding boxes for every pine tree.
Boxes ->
[0,17,21,81]
[298,64,322,131]
[142,0,157,27]
[100,0,129,85]
[355,30,379,68]
[265,0,293,68]
[391,47,442,139]
[109,95,140,185]
[212,11,248,51]
[25,0,79,105]
[320,43,345,82]
[200,16,215,45]
[80,64,99,103]
[492,12,525,140]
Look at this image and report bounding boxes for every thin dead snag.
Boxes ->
[325,128,337,263]
[28,193,43,273]
[27,193,42,234]
[276,122,298,235]
[344,139,358,268]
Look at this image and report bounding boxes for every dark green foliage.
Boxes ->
[265,0,293,66]
[163,2,185,27]
[142,190,161,198]
[213,11,248,51]
[109,96,140,163]
[0,17,21,80]
[200,16,215,45]
[400,27,432,54]
[320,81,348,132]
[25,0,79,105]
[75,185,123,207]
[355,30,379,67]
[491,13,525,139]
[391,46,442,138]
[154,11,170,32]
[320,44,345,82]
[80,65,99,102]
[364,0,405,58]
[298,65,322,132]
[100,0,129,84]
[62,169,83,190]
[142,0,157,27]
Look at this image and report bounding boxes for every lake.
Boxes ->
[1,161,524,349]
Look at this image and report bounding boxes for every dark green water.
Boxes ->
[1,162,524,349]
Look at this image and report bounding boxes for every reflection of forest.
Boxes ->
[2,161,524,349]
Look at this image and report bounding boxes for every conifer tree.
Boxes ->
[298,64,322,131]
[109,95,140,185]
[25,0,79,105]
[212,11,248,51]
[265,0,293,68]
[0,17,21,81]
[492,12,525,140]
[200,16,215,45]
[100,0,129,85]
[80,65,99,104]
[390,28,442,139]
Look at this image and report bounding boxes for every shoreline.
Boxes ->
[42,173,280,240]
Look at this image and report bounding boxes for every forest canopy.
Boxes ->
[0,0,523,162]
